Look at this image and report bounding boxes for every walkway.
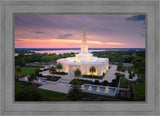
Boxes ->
[77,65,117,83]
[38,65,138,94]
[38,77,72,94]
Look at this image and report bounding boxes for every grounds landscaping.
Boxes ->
[15,66,40,77]
[15,82,67,101]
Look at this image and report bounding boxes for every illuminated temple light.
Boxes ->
[88,86,92,91]
[81,85,85,90]
[104,86,109,93]
[24,76,28,81]
[38,78,41,83]
[96,86,100,92]
[57,24,109,77]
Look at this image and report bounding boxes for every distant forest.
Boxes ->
[15,48,145,68]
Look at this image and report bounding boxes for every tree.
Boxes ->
[71,79,79,86]
[89,66,96,77]
[67,86,83,101]
[16,68,22,78]
[137,67,145,80]
[41,56,52,62]
[35,69,40,76]
[117,62,123,73]
[94,80,100,85]
[134,62,140,73]
[74,69,81,80]
[129,73,133,79]
[15,58,25,67]
[49,66,56,79]
[56,63,62,72]
[127,68,132,74]
[15,84,43,101]
[28,74,37,85]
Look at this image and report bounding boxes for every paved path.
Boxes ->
[38,65,138,94]
[39,77,72,94]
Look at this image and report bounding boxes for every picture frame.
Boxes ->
[0,0,159,116]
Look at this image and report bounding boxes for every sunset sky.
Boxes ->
[15,14,146,48]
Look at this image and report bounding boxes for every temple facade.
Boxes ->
[57,25,109,76]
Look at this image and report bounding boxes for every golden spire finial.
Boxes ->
[82,24,86,42]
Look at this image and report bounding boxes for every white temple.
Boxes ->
[57,24,109,76]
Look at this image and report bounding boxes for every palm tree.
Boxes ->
[134,62,139,73]
[49,66,56,79]
[74,69,81,80]
[28,74,36,85]
[67,86,83,101]
[56,63,62,72]
[16,68,22,78]
[137,67,145,80]
[117,62,123,73]
[89,66,96,77]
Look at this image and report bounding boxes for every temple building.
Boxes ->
[57,25,109,76]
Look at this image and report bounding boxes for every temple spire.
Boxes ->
[82,24,86,42]
[81,24,88,53]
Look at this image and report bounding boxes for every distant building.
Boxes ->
[57,25,109,76]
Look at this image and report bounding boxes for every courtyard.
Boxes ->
[19,64,138,95]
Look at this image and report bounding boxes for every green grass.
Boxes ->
[15,82,67,101]
[119,78,129,88]
[15,66,40,77]
[125,66,136,73]
[35,88,67,101]
[133,82,145,101]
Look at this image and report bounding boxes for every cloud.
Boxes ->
[36,31,43,34]
[58,33,72,39]
[126,15,145,21]
[15,39,22,41]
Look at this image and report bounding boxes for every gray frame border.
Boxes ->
[0,0,159,116]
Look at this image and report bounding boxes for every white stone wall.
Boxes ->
[57,57,109,77]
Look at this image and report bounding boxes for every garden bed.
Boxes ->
[46,76,61,82]
[69,76,120,87]
[82,74,104,79]
[54,72,68,75]
[17,81,42,88]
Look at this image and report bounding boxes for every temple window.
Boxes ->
[72,66,76,70]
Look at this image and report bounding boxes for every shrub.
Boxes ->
[115,73,125,77]
[94,80,100,85]
[69,79,93,85]
[101,80,108,86]
[67,86,83,101]
[54,71,68,75]
[71,79,80,86]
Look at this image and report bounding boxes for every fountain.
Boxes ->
[104,86,109,93]
[38,78,41,83]
[88,86,92,91]
[96,86,100,92]
[24,76,28,81]
[33,79,36,82]
[81,85,85,90]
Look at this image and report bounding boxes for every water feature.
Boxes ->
[19,76,46,84]
[81,84,117,97]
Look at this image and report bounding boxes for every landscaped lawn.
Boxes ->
[119,78,129,88]
[15,66,40,77]
[133,82,145,101]
[15,82,67,101]
[35,88,67,101]
[125,66,136,73]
